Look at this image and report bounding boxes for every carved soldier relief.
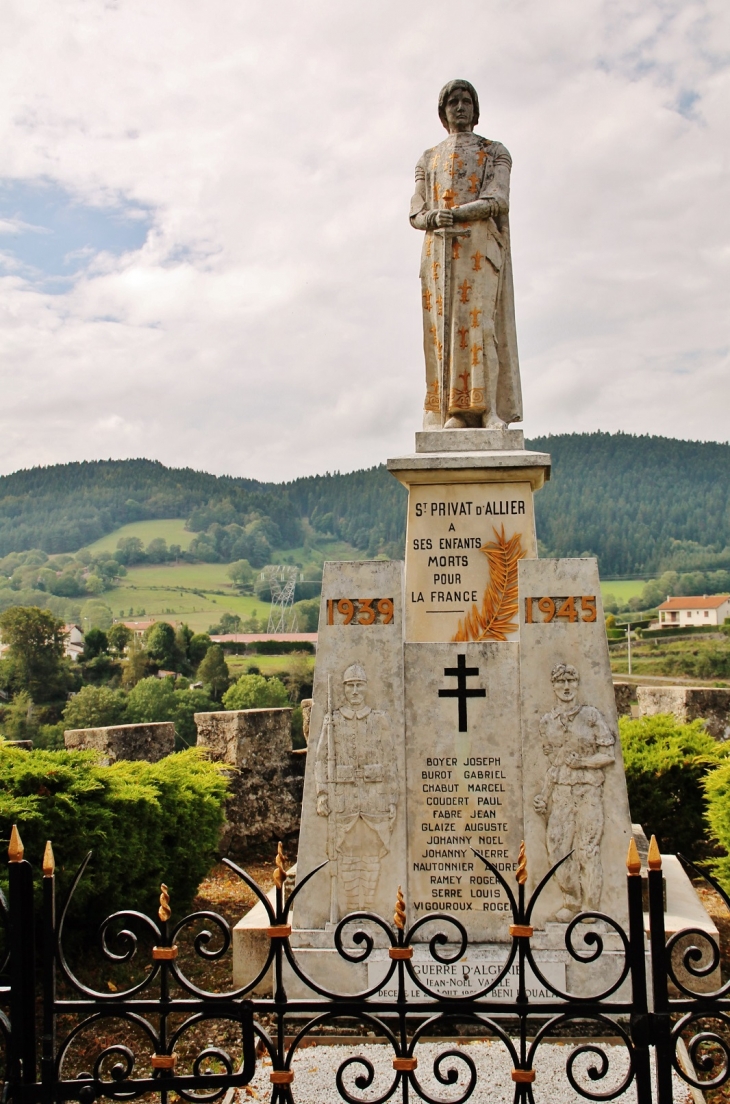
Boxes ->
[315,663,399,918]
[533,663,616,923]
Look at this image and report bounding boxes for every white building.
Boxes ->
[657,595,730,628]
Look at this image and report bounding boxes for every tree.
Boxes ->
[222,674,289,711]
[146,538,169,563]
[108,623,132,655]
[171,688,221,745]
[80,600,114,631]
[126,677,176,723]
[208,612,242,635]
[63,685,128,730]
[0,606,67,701]
[0,691,39,742]
[115,537,145,565]
[188,632,212,667]
[82,628,109,661]
[293,598,320,632]
[227,559,254,588]
[122,637,155,688]
[145,622,179,669]
[196,646,230,700]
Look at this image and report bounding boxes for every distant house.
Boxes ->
[63,624,84,662]
[122,619,156,639]
[656,595,730,629]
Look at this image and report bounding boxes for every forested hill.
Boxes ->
[0,432,727,576]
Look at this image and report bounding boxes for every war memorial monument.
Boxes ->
[238,79,638,999]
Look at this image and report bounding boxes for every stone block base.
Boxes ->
[232,852,719,999]
[416,428,525,454]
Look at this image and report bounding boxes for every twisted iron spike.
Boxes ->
[273,841,286,890]
[516,840,527,885]
[394,886,406,931]
[8,824,23,862]
[43,840,56,878]
[158,883,172,922]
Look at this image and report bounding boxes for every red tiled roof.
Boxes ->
[658,595,730,611]
[209,633,317,643]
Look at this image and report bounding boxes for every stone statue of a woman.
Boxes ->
[410,79,522,430]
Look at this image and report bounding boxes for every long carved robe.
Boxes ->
[410,133,522,424]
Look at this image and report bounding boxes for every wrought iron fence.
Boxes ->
[2,823,730,1103]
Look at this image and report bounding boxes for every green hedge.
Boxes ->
[620,714,728,858]
[0,745,227,929]
[639,625,723,639]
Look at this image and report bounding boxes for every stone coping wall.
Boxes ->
[637,686,730,740]
[64,722,175,764]
[195,708,305,857]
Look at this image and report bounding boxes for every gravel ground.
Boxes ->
[237,1040,693,1103]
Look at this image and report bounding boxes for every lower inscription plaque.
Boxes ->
[404,641,523,942]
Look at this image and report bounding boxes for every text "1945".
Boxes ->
[524,596,597,623]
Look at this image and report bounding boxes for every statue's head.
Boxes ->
[343,662,367,708]
[551,663,579,704]
[438,79,480,132]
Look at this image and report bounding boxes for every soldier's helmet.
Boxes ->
[343,663,367,683]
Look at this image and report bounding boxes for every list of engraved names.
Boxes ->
[411,753,516,920]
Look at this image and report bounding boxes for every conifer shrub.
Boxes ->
[704,766,730,891]
[0,745,227,929]
[620,714,728,858]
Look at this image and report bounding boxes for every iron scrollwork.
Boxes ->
[3,827,730,1102]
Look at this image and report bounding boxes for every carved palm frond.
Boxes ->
[452,525,525,642]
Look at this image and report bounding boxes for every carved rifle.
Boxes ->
[325,673,338,926]
[434,225,471,427]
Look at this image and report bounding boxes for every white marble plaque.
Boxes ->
[295,560,406,929]
[404,481,537,643]
[518,559,633,930]
[404,642,523,942]
[368,948,565,1001]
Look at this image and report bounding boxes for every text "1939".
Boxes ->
[326,598,395,626]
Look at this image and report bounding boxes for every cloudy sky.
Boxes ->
[0,0,728,481]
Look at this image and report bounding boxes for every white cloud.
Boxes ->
[0,0,728,480]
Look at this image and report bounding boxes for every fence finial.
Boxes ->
[626,837,641,876]
[273,842,286,890]
[647,835,662,871]
[8,825,23,863]
[158,883,172,922]
[394,886,406,930]
[516,840,527,885]
[43,840,56,877]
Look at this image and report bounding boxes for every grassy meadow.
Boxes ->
[103,562,271,633]
[85,519,195,553]
[599,579,646,604]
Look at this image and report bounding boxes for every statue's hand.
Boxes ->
[534,794,547,816]
[316,795,330,817]
[434,209,454,228]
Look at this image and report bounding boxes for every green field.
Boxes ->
[102,562,271,633]
[599,579,646,603]
[85,519,194,554]
[227,654,316,678]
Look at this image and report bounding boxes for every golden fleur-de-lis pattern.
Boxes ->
[410,132,522,422]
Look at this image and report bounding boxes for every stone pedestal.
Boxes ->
[195,708,303,855]
[233,433,712,1003]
